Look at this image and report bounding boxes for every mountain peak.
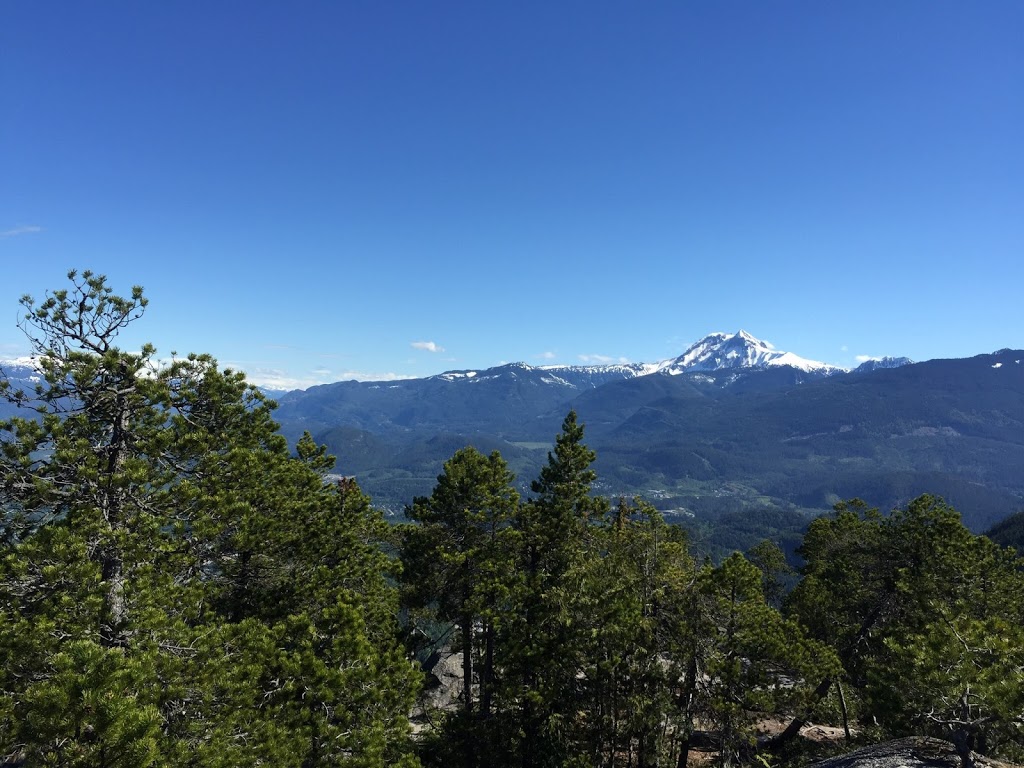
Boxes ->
[658,331,842,375]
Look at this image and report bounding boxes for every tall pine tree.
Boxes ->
[0,271,420,767]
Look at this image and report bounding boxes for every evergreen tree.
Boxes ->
[578,497,696,768]
[506,410,610,768]
[402,446,520,766]
[689,554,838,768]
[787,495,1024,765]
[0,271,420,767]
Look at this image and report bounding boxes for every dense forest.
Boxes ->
[2,273,1022,767]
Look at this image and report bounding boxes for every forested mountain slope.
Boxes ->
[268,348,1024,533]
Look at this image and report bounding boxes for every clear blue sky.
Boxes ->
[2,2,1021,388]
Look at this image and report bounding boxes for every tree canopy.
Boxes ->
[0,271,419,767]
[3,272,1023,768]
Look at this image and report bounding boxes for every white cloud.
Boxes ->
[538,351,557,360]
[855,355,881,363]
[411,341,444,353]
[242,367,414,390]
[578,353,630,365]
[0,225,42,239]
[841,345,849,352]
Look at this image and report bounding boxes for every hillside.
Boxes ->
[264,340,1024,537]
[7,333,1023,539]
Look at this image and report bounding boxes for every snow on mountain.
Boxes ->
[0,357,43,383]
[423,331,845,391]
[431,360,653,389]
[853,356,914,373]
[0,356,41,370]
[654,330,844,376]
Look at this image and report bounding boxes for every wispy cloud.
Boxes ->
[855,354,880,363]
[241,367,414,390]
[537,351,557,361]
[0,225,42,239]
[578,353,630,365]
[411,341,444,353]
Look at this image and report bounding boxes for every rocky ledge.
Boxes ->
[811,737,1019,768]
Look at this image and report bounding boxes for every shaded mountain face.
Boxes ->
[271,331,846,440]
[4,337,1018,537]
[589,349,1024,530]
[260,336,1024,534]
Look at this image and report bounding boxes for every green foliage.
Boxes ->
[0,271,419,766]
[745,539,794,609]
[403,447,519,713]
[673,553,840,768]
[507,411,610,767]
[12,273,1024,768]
[576,497,696,766]
[788,494,1024,764]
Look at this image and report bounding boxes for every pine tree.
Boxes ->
[578,497,696,768]
[689,554,837,768]
[402,446,520,767]
[0,271,420,767]
[506,410,610,768]
[786,495,1024,765]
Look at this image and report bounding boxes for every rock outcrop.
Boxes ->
[810,737,1018,768]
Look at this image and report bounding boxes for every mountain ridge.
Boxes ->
[0,330,925,393]
[4,336,1023,544]
[344,330,867,394]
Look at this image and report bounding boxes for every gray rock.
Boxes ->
[810,737,1014,768]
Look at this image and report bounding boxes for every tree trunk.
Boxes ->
[481,621,494,717]
[776,676,833,744]
[837,679,851,741]
[99,381,130,648]
[461,613,473,713]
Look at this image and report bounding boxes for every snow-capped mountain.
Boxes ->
[433,361,656,388]
[654,330,844,376]
[425,331,843,386]
[0,358,43,387]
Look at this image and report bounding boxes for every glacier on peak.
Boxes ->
[654,330,843,376]
[425,331,845,387]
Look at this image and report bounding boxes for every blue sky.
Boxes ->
[2,2,1021,389]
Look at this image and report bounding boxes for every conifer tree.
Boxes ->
[506,410,609,768]
[579,497,696,768]
[689,554,838,768]
[402,446,520,766]
[786,495,1024,765]
[0,271,420,767]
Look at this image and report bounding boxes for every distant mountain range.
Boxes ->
[269,331,898,438]
[4,332,1023,553]
[254,332,1024,540]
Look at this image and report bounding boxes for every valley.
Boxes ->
[256,331,1024,554]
